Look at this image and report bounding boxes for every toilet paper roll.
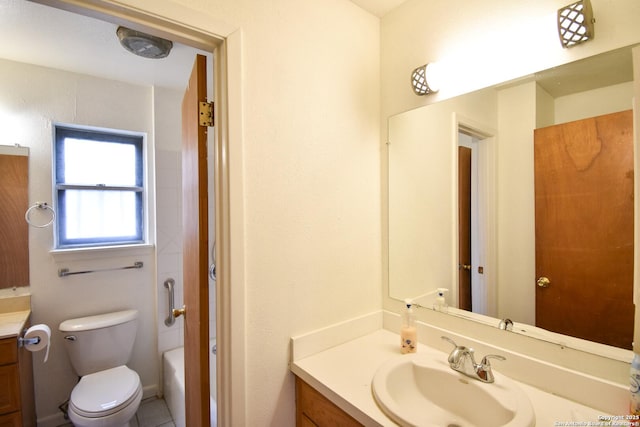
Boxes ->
[24,324,51,363]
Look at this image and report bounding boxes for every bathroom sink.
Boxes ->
[372,352,535,427]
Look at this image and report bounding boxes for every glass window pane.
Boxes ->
[63,189,139,240]
[63,138,137,186]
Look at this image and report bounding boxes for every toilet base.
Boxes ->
[68,383,142,427]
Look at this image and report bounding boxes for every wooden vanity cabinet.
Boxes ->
[0,335,36,427]
[295,376,363,427]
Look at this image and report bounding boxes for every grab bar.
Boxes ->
[164,278,176,327]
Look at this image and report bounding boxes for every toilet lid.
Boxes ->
[70,365,141,417]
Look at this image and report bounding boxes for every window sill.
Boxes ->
[50,244,155,263]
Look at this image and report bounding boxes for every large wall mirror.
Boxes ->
[388,44,637,356]
[0,145,29,288]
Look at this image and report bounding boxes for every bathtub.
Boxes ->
[163,339,217,427]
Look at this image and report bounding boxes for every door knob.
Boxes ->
[537,277,550,288]
[172,306,186,318]
[459,264,471,271]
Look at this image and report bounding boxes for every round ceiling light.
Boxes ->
[116,26,173,59]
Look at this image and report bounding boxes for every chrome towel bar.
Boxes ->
[58,261,143,277]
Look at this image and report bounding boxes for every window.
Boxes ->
[54,124,146,248]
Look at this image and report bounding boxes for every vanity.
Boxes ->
[290,311,627,426]
[0,296,36,427]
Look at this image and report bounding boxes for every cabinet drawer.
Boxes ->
[0,411,22,427]
[0,364,20,415]
[0,340,17,366]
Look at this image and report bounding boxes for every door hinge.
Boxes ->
[199,101,214,127]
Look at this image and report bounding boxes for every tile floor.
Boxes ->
[57,397,175,427]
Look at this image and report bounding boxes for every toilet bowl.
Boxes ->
[59,310,142,427]
[67,366,142,427]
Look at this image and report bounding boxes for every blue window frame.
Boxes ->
[54,125,145,248]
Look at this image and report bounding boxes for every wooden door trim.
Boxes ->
[454,114,498,317]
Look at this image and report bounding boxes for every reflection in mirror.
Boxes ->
[0,145,29,288]
[388,45,636,352]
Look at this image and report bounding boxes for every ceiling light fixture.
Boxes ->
[116,26,173,59]
[410,63,441,96]
[557,0,595,48]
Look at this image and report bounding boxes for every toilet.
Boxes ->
[59,309,143,427]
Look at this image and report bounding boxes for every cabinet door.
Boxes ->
[295,377,362,427]
[0,340,17,366]
[0,411,21,427]
[0,364,20,414]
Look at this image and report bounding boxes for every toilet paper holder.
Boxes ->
[18,328,41,347]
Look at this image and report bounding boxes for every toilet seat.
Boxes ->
[69,365,141,418]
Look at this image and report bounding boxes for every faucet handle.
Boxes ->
[441,336,458,348]
[480,354,506,367]
[477,354,505,382]
[441,336,474,354]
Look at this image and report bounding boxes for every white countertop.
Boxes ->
[291,329,614,427]
[0,310,30,339]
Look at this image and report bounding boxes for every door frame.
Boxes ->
[31,1,246,425]
[452,113,497,317]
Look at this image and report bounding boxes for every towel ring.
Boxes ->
[25,202,56,228]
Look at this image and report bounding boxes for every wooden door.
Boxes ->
[458,146,472,310]
[0,154,29,286]
[534,110,634,349]
[182,54,210,425]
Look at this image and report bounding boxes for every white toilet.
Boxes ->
[59,309,143,427]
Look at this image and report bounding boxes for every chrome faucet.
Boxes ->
[441,336,505,383]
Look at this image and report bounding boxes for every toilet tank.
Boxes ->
[59,309,138,376]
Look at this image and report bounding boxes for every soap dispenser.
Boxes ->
[631,353,640,414]
[400,299,417,354]
[433,288,449,312]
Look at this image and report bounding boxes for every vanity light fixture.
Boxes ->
[557,0,594,48]
[410,63,440,96]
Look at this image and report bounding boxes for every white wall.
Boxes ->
[153,85,217,355]
[555,81,634,124]
[228,2,381,424]
[496,82,537,324]
[153,87,186,354]
[388,88,497,305]
[0,57,169,424]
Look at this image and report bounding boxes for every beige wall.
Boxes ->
[228,3,380,424]
[140,0,382,425]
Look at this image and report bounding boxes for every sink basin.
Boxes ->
[372,352,535,427]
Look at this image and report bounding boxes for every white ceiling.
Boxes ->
[0,0,210,90]
[349,0,409,17]
[1,0,631,96]
[0,0,406,91]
